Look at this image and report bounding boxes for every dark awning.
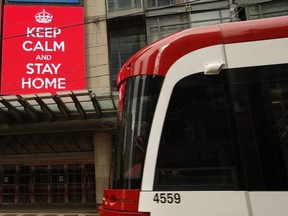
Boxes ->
[0,90,118,155]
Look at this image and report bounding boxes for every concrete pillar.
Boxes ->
[84,0,110,94]
[94,133,113,206]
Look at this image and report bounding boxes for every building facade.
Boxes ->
[0,0,115,208]
[0,0,287,209]
[107,0,288,90]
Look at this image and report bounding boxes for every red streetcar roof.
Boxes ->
[220,16,288,44]
[117,16,288,88]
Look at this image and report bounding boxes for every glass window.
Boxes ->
[113,75,164,189]
[35,165,48,203]
[68,164,82,203]
[108,18,146,89]
[0,163,96,205]
[246,1,288,19]
[190,9,230,27]
[51,165,65,203]
[147,14,189,43]
[108,0,115,11]
[147,0,185,8]
[227,64,288,191]
[119,0,131,8]
[192,11,223,21]
[19,165,31,204]
[108,0,142,12]
[155,64,288,191]
[84,164,96,203]
[2,165,16,203]
[155,73,236,190]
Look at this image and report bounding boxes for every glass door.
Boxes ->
[18,165,31,204]
[2,165,16,204]
[0,162,96,205]
[84,164,96,203]
[68,164,82,203]
[34,165,48,203]
[51,164,65,203]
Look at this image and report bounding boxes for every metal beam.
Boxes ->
[53,95,71,120]
[70,92,86,119]
[0,98,24,122]
[0,117,117,135]
[89,91,102,118]
[110,92,118,110]
[0,108,11,123]
[17,95,39,121]
[35,96,55,121]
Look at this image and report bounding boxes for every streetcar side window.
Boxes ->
[154,64,288,191]
[154,73,237,190]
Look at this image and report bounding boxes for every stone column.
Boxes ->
[94,133,113,206]
[84,0,110,94]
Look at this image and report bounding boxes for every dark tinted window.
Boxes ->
[113,75,164,189]
[155,64,288,191]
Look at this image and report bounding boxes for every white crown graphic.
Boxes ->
[35,9,53,24]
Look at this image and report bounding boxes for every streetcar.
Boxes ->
[99,16,288,216]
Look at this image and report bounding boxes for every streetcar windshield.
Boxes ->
[113,75,164,189]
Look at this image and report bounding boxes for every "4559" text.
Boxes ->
[153,193,181,204]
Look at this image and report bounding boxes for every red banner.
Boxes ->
[1,5,86,94]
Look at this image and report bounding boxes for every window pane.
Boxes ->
[147,0,156,8]
[135,0,142,7]
[119,0,132,9]
[108,0,115,11]
[113,76,164,189]
[3,165,16,203]
[147,0,185,8]
[108,0,142,11]
[228,64,288,190]
[158,0,173,7]
[191,11,221,21]
[191,20,220,27]
[262,11,288,18]
[221,9,230,18]
[261,1,288,14]
[68,164,82,203]
[51,164,65,203]
[155,64,288,191]
[34,165,48,204]
[190,9,230,27]
[147,14,189,43]
[155,73,235,190]
[246,1,288,19]
[108,22,146,89]
[160,24,188,37]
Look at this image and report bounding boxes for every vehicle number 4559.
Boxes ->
[153,193,181,204]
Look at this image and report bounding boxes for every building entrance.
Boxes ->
[1,162,96,205]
